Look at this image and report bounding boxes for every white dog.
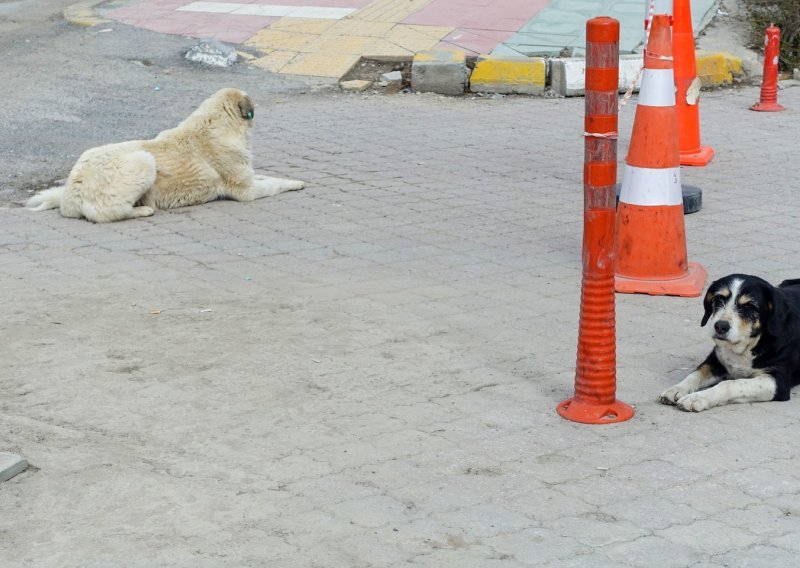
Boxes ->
[26,88,304,223]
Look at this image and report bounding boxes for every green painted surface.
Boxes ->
[493,0,717,56]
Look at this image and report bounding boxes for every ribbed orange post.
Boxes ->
[751,25,785,111]
[673,0,714,166]
[558,16,634,425]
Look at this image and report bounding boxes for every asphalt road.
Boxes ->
[0,3,327,206]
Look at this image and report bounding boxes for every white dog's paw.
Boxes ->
[252,175,304,193]
[676,392,712,412]
[659,385,692,406]
[133,206,155,218]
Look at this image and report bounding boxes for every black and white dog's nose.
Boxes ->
[714,320,731,335]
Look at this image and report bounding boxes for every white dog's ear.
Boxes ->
[238,95,255,120]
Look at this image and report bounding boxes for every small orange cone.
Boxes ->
[615,14,707,297]
[673,0,714,166]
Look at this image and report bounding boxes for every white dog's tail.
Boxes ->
[25,185,65,211]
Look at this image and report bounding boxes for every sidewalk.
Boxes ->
[95,0,717,77]
[3,84,800,565]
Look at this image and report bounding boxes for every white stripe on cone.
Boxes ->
[619,165,682,206]
[638,68,676,107]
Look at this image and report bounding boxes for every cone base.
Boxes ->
[557,398,635,424]
[680,145,714,167]
[615,262,707,297]
[750,101,785,112]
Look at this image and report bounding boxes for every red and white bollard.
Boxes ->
[557,16,634,425]
[751,25,785,112]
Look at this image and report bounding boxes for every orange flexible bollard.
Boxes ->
[558,16,634,425]
[673,0,714,166]
[614,14,707,297]
[751,25,785,112]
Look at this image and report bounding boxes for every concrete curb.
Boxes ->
[411,49,469,96]
[470,55,546,95]
[550,55,644,97]
[63,0,110,27]
[407,50,745,97]
[546,51,745,97]
[696,51,744,87]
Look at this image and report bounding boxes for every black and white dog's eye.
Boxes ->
[713,296,726,308]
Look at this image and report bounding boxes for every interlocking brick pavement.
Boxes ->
[97,0,715,77]
[2,84,800,566]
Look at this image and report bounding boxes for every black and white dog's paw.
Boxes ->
[675,392,713,412]
[659,385,692,406]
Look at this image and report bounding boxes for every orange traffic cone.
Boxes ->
[615,14,707,297]
[673,0,714,166]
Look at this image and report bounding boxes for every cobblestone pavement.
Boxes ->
[2,84,800,566]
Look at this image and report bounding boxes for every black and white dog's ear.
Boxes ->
[701,289,714,326]
[766,287,789,337]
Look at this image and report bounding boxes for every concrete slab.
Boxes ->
[0,452,28,482]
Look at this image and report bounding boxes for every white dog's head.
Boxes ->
[192,88,256,128]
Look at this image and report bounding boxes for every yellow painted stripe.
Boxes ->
[471,56,546,88]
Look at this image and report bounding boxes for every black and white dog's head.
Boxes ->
[701,274,800,353]
[701,274,785,354]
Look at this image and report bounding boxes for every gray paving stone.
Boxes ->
[483,528,591,564]
[409,547,526,567]
[601,535,703,567]
[656,519,762,555]
[713,545,800,568]
[548,513,648,547]
[602,494,706,532]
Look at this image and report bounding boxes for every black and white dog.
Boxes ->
[660,274,800,412]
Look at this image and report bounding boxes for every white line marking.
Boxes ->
[178,1,356,20]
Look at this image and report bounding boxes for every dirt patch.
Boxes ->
[340,57,412,94]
